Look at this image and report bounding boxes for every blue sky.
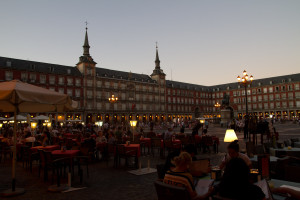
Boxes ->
[1,0,300,85]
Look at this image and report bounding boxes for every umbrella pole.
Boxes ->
[12,108,17,191]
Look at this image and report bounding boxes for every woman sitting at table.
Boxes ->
[219,140,252,170]
[214,157,265,200]
[163,152,212,199]
[96,131,107,144]
[107,132,116,144]
[41,131,50,146]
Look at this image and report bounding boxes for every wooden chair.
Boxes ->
[116,144,138,168]
[154,180,191,200]
[151,137,163,157]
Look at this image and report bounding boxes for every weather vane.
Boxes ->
[85,21,88,30]
[156,41,158,49]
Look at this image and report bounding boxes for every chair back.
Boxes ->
[151,138,162,148]
[202,136,213,146]
[190,159,210,177]
[154,180,191,200]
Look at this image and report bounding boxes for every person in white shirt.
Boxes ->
[219,140,252,170]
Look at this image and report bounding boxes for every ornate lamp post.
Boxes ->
[214,102,221,123]
[237,70,254,139]
[108,94,118,124]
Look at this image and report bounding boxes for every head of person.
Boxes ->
[98,131,103,137]
[227,140,239,158]
[172,152,192,170]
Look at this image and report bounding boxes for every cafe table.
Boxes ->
[121,144,141,157]
[30,145,60,153]
[51,150,80,173]
[270,179,300,200]
[270,147,300,157]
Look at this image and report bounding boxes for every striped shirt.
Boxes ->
[163,170,196,198]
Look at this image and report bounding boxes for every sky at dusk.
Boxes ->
[1,0,300,86]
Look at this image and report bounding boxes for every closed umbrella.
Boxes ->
[0,80,76,196]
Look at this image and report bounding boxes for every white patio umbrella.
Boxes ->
[7,115,27,121]
[32,115,49,121]
[0,80,76,196]
[0,117,7,120]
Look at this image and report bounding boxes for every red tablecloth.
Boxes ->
[31,145,60,152]
[51,150,80,158]
[194,135,219,145]
[91,135,97,138]
[122,144,141,157]
[140,138,151,147]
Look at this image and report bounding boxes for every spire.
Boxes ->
[83,22,90,56]
[155,42,160,69]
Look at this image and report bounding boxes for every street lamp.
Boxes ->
[237,70,254,139]
[214,102,221,123]
[108,95,118,124]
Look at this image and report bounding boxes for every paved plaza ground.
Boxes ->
[0,122,299,200]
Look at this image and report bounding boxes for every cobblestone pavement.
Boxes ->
[0,122,299,200]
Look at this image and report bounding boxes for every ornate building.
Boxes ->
[0,28,300,123]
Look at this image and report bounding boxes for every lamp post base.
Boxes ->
[0,188,25,197]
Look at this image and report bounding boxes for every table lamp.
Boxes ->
[224,129,238,142]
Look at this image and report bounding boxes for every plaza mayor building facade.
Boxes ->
[0,28,300,123]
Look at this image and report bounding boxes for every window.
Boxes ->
[296,92,300,98]
[288,93,293,99]
[276,102,280,108]
[275,94,280,100]
[75,79,81,86]
[269,94,274,100]
[58,77,64,85]
[282,93,287,99]
[252,89,256,94]
[275,86,279,92]
[67,78,73,86]
[253,104,257,109]
[87,90,92,99]
[75,89,80,97]
[67,89,72,96]
[264,103,268,109]
[270,103,274,109]
[258,95,262,102]
[21,73,27,81]
[288,85,293,91]
[289,101,294,108]
[263,88,268,93]
[58,88,64,94]
[49,76,55,85]
[295,84,299,90]
[87,80,92,87]
[97,103,102,109]
[49,87,55,91]
[263,95,268,101]
[114,82,118,89]
[96,91,101,99]
[6,61,11,67]
[29,73,36,82]
[5,71,13,80]
[252,96,256,102]
[282,102,287,107]
[105,82,110,88]
[257,88,261,94]
[40,75,46,84]
[269,87,273,93]
[282,86,286,91]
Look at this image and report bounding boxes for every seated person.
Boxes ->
[214,157,265,200]
[107,132,116,144]
[41,132,50,146]
[164,128,173,140]
[219,140,252,170]
[96,131,107,143]
[163,152,212,199]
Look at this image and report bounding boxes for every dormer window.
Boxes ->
[6,61,11,67]
[288,78,292,82]
[258,82,261,86]
[270,81,273,85]
[67,69,71,74]
[282,79,285,83]
[49,66,54,72]
[30,64,35,70]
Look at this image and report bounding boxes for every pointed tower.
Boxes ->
[151,43,166,83]
[77,27,97,71]
[76,25,97,115]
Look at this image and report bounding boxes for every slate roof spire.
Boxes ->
[155,42,160,69]
[83,25,90,56]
